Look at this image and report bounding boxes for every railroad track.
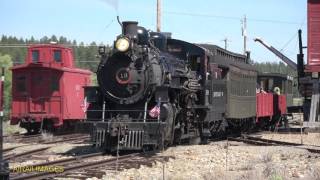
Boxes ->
[228,135,320,154]
[4,147,50,162]
[4,133,90,144]
[10,151,172,180]
[4,134,42,143]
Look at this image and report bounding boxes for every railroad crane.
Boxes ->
[254,0,320,127]
[254,38,298,71]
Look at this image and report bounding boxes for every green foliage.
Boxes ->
[0,35,111,72]
[252,61,297,78]
[0,53,13,119]
[0,35,27,64]
[91,73,98,86]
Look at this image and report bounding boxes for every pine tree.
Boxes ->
[0,54,13,119]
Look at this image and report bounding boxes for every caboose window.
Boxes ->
[17,76,26,92]
[53,50,62,62]
[51,77,59,91]
[32,50,39,62]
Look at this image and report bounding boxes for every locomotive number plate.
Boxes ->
[116,68,131,84]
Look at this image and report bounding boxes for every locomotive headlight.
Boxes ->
[115,37,130,52]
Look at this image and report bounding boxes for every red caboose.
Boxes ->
[256,73,293,129]
[10,44,92,133]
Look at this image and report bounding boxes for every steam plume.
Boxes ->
[99,0,119,13]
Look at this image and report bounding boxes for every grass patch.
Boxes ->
[2,120,25,135]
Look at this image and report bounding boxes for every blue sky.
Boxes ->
[0,0,307,63]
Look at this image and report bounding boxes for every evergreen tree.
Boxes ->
[0,54,13,119]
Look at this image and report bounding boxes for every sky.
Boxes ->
[0,0,307,63]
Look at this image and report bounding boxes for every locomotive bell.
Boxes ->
[122,21,138,39]
[137,26,149,45]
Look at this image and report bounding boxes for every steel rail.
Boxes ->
[228,136,320,154]
[11,153,141,180]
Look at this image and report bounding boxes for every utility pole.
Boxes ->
[221,38,231,50]
[157,0,161,32]
[241,15,247,55]
[0,67,9,180]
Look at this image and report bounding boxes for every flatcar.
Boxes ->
[10,44,92,134]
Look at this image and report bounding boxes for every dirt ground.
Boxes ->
[101,133,320,180]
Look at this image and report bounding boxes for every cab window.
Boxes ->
[53,50,62,62]
[32,50,39,62]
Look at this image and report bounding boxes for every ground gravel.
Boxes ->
[102,133,320,180]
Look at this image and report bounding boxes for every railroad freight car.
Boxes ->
[10,44,92,134]
[256,73,293,129]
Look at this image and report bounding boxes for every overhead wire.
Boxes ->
[164,11,306,25]
[0,11,306,49]
[280,32,298,52]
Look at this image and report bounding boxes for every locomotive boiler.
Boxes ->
[85,21,204,151]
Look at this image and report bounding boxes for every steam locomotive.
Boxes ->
[84,21,290,152]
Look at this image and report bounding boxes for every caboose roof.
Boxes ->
[10,64,92,75]
[28,44,72,50]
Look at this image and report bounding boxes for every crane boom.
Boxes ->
[254,38,297,70]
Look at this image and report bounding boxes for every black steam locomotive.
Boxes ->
[85,21,257,152]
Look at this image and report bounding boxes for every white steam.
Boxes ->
[99,0,119,13]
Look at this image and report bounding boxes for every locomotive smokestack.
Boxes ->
[122,21,138,39]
